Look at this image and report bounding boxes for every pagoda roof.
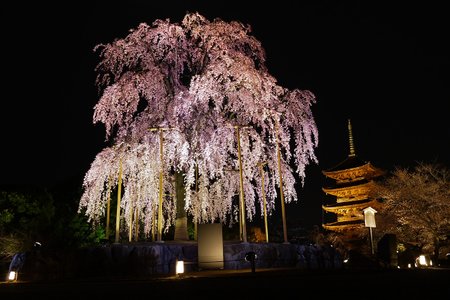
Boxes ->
[322,181,373,197]
[324,178,370,189]
[322,156,385,181]
[322,198,373,212]
[324,155,368,172]
[322,219,364,231]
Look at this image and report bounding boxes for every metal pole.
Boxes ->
[369,227,374,255]
[235,126,247,243]
[275,121,288,244]
[114,158,123,244]
[258,162,269,243]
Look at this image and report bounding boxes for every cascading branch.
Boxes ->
[79,12,319,237]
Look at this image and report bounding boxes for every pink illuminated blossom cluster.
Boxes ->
[79,13,318,237]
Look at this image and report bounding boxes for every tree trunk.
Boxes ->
[434,239,440,264]
[174,171,189,240]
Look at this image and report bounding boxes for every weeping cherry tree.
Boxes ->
[79,12,319,241]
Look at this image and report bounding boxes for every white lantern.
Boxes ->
[176,260,184,275]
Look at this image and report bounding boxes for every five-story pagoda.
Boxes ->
[322,119,384,233]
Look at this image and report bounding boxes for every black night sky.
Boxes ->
[1,1,449,227]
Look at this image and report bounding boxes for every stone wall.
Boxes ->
[10,242,342,281]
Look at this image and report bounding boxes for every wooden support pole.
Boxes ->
[114,158,123,244]
[258,162,269,243]
[235,126,247,243]
[275,121,288,244]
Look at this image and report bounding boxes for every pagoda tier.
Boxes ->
[322,181,374,199]
[322,198,377,213]
[322,156,384,183]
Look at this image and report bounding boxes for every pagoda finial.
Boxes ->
[348,119,356,157]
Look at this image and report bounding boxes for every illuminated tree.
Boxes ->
[79,13,318,239]
[371,162,450,260]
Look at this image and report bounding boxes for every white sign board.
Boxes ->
[363,207,377,228]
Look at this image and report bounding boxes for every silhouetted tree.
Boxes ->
[0,187,54,258]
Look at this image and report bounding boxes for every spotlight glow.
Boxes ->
[8,271,17,281]
[418,255,427,266]
[176,260,184,275]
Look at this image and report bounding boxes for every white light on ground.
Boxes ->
[176,260,184,274]
[418,255,427,266]
[8,271,17,281]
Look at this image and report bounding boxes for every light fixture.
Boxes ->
[418,255,427,266]
[8,271,17,281]
[245,251,257,262]
[176,260,184,275]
